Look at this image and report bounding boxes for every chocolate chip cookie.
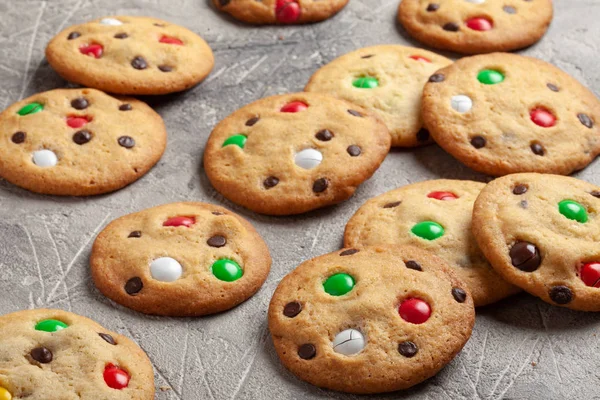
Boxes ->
[344,179,520,306]
[46,16,214,95]
[473,173,600,311]
[203,93,391,215]
[305,45,452,147]
[398,0,553,54]
[0,308,154,400]
[213,0,348,25]
[422,53,600,176]
[91,202,271,316]
[0,88,166,196]
[268,245,475,393]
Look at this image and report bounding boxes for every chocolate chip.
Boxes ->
[131,56,148,70]
[452,287,467,303]
[398,341,418,358]
[264,176,279,188]
[30,347,53,363]
[340,249,359,256]
[429,73,445,83]
[219,0,231,5]
[509,241,541,272]
[207,235,227,248]
[298,344,316,360]
[578,113,593,129]
[347,145,361,157]
[118,136,135,148]
[119,104,132,111]
[361,54,374,59]
[246,116,260,126]
[154,23,166,27]
[549,285,573,304]
[405,260,422,271]
[283,301,302,318]
[212,211,224,215]
[513,184,528,195]
[531,142,545,156]
[73,130,92,145]
[416,128,430,142]
[67,32,81,40]
[383,201,401,208]
[71,97,89,110]
[470,136,486,149]
[347,109,363,117]
[125,277,143,295]
[520,200,528,209]
[128,231,142,238]
[11,131,26,144]
[503,5,516,14]
[443,22,460,32]
[312,178,329,193]
[158,65,173,72]
[547,83,559,92]
[114,33,128,39]
[315,129,333,141]
[591,191,600,198]
[426,3,440,11]
[99,333,116,345]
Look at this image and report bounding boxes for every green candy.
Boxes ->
[558,200,588,223]
[35,319,68,332]
[352,76,379,89]
[411,221,445,240]
[323,273,355,296]
[477,70,505,85]
[212,259,243,282]
[17,102,44,116]
[222,134,247,149]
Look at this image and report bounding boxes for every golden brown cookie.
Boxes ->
[305,45,452,147]
[0,88,166,196]
[213,0,348,25]
[398,0,553,54]
[422,53,600,176]
[46,16,214,95]
[203,93,391,215]
[0,308,154,400]
[344,179,520,306]
[91,202,271,316]
[268,245,475,394]
[473,173,600,311]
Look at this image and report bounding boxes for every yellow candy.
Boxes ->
[0,387,12,400]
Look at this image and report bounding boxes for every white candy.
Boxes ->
[465,0,486,3]
[100,18,123,26]
[294,148,323,169]
[150,257,183,282]
[451,95,473,113]
[332,329,365,356]
[32,150,58,168]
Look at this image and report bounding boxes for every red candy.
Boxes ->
[163,216,195,227]
[280,101,308,113]
[104,364,130,390]
[399,298,431,324]
[409,55,431,63]
[159,36,183,45]
[427,191,458,201]
[530,108,556,128]
[79,44,103,58]
[466,17,493,31]
[581,262,600,288]
[276,0,301,24]
[66,116,89,129]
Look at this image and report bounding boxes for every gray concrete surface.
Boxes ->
[1,0,600,399]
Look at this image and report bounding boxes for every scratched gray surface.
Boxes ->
[0,0,600,399]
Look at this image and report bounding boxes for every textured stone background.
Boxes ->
[1,0,600,399]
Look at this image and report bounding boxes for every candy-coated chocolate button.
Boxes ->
[352,76,379,89]
[295,149,323,169]
[79,44,103,58]
[276,0,301,23]
[32,150,58,168]
[581,262,600,287]
[66,116,89,128]
[465,17,493,31]
[450,95,472,113]
[100,18,123,26]
[558,200,588,223]
[0,388,11,400]
[323,273,355,296]
[104,364,130,390]
[427,191,458,200]
[530,108,556,127]
[17,102,43,116]
[399,298,431,324]
[222,134,247,149]
[150,257,183,282]
[281,101,308,113]
[332,329,365,356]
[35,319,68,332]
[409,55,431,62]
[211,259,243,282]
[163,216,195,227]
[160,36,183,45]
[477,69,504,85]
[411,221,444,240]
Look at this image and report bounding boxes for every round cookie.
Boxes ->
[213,0,348,25]
[0,308,154,400]
[398,0,553,54]
[305,45,452,147]
[473,173,600,311]
[422,53,600,176]
[91,202,271,316]
[268,245,475,394]
[203,93,391,215]
[46,16,214,95]
[0,88,166,196]
[344,180,520,306]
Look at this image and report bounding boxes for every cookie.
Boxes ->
[213,0,348,25]
[344,179,520,306]
[421,53,600,176]
[473,173,600,311]
[268,245,475,394]
[203,93,391,215]
[305,45,452,147]
[398,0,553,54]
[91,202,271,316]
[0,308,154,400]
[0,88,166,196]
[46,16,214,95]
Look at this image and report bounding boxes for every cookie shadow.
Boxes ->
[405,144,492,182]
